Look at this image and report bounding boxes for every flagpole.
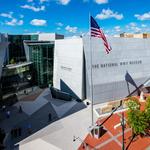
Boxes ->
[89,13,94,126]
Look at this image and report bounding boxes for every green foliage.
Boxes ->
[126,97,149,135]
[126,97,140,111]
[145,96,150,123]
[127,110,148,135]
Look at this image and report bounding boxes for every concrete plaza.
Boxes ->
[0,88,89,150]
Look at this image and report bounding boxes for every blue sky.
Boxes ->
[0,0,150,36]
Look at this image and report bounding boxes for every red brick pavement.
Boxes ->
[78,105,150,150]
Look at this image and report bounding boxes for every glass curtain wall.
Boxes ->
[8,35,38,63]
[29,44,54,87]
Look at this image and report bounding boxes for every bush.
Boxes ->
[126,97,140,111]
[145,96,150,124]
[126,98,149,135]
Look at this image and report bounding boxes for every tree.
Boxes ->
[126,97,149,136]
[126,97,140,111]
[145,96,150,124]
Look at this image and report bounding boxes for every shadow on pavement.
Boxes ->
[7,96,87,150]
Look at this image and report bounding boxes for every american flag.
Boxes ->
[90,16,112,54]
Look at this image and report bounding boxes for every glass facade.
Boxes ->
[1,63,33,94]
[28,43,54,87]
[8,35,38,63]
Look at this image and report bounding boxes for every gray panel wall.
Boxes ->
[83,36,150,104]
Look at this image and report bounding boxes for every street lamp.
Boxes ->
[73,136,88,149]
[26,74,32,81]
[114,112,126,150]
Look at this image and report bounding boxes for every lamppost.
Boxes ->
[114,112,126,150]
[121,112,125,150]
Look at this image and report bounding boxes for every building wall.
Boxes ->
[55,34,64,40]
[24,42,54,87]
[38,33,64,41]
[1,63,33,94]
[147,34,150,38]
[120,33,150,38]
[120,33,134,38]
[83,36,150,104]
[8,35,33,63]
[53,38,84,99]
[133,34,145,38]
[0,34,8,79]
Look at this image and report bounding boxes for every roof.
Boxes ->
[24,40,54,45]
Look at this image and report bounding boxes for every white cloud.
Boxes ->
[135,12,150,21]
[56,22,63,30]
[1,12,24,26]
[126,22,137,30]
[57,27,61,30]
[56,22,63,26]
[128,23,137,28]
[21,4,45,12]
[57,0,70,5]
[134,27,141,33]
[30,19,47,26]
[114,26,121,32]
[20,14,24,18]
[17,20,24,25]
[94,0,108,4]
[0,12,13,18]
[129,22,137,27]
[65,25,77,33]
[104,30,109,34]
[5,19,23,26]
[96,9,123,20]
[125,22,142,33]
[141,24,147,28]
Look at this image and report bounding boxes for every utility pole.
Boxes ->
[89,13,94,127]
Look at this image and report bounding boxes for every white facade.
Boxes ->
[24,33,64,62]
[38,33,64,41]
[54,36,150,104]
[53,38,85,99]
